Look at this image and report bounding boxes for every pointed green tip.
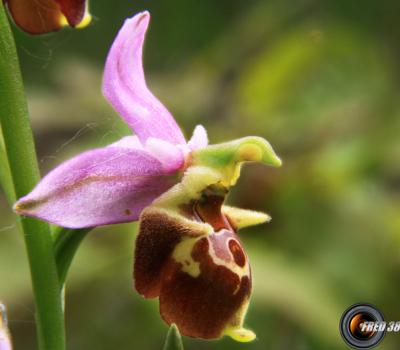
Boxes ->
[192,136,282,169]
[235,136,282,167]
[272,154,283,167]
[163,324,184,350]
[189,136,281,189]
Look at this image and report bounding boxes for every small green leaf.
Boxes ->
[163,324,184,350]
[53,227,92,287]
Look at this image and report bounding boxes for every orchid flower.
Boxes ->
[0,303,12,350]
[14,11,281,342]
[3,0,90,34]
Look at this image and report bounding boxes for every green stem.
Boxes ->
[0,140,15,203]
[0,4,65,350]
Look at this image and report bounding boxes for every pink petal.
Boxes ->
[110,136,185,172]
[102,12,186,146]
[0,330,12,350]
[145,137,185,173]
[14,145,177,228]
[108,135,143,149]
[188,125,208,150]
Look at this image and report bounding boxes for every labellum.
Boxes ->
[134,137,280,342]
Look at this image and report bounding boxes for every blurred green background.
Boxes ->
[1,0,400,349]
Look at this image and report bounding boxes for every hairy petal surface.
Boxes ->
[110,135,185,173]
[134,194,255,341]
[134,207,208,299]
[14,146,176,228]
[145,138,185,173]
[103,12,186,145]
[108,135,144,149]
[4,0,90,34]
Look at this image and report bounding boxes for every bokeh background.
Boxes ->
[1,0,400,349]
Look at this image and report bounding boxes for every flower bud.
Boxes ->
[4,0,91,34]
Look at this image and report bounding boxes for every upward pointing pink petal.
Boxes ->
[188,125,208,150]
[102,11,186,146]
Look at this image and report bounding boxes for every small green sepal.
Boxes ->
[163,324,184,350]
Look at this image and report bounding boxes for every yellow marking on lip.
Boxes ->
[171,232,251,281]
[206,236,250,280]
[172,237,202,277]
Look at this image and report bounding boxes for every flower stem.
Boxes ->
[0,4,66,350]
[0,141,15,204]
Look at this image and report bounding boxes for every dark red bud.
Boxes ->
[5,0,89,34]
